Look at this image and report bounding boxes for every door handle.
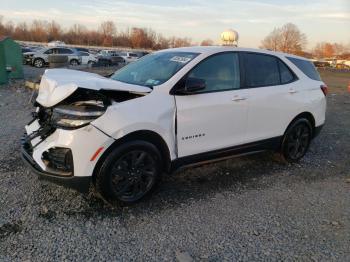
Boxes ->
[288,88,298,94]
[232,95,247,101]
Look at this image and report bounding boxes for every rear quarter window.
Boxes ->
[279,60,295,84]
[287,57,321,81]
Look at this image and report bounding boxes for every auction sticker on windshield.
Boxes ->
[170,56,192,64]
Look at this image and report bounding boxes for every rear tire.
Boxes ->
[95,141,162,204]
[281,118,312,163]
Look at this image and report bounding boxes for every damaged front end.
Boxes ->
[22,88,111,175]
[21,69,151,191]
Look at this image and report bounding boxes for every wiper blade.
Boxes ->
[144,85,154,89]
[104,73,114,78]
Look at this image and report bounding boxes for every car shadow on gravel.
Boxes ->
[61,136,345,219]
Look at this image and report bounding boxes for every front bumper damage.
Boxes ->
[21,146,91,192]
[21,117,114,192]
[20,68,151,192]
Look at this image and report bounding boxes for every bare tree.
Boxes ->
[4,21,15,36]
[130,27,157,49]
[169,37,192,48]
[99,21,116,46]
[332,43,347,56]
[312,42,347,58]
[0,17,202,50]
[261,23,307,55]
[0,15,4,36]
[13,22,29,40]
[66,24,87,45]
[153,34,170,50]
[200,39,214,46]
[47,20,62,41]
[30,20,48,42]
[260,28,280,51]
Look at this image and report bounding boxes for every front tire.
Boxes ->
[70,59,79,66]
[33,58,45,68]
[95,141,162,204]
[281,118,312,162]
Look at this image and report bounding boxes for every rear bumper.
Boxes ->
[21,146,91,193]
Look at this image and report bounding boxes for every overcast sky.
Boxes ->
[1,0,349,49]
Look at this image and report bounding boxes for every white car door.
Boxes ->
[79,52,89,64]
[240,52,299,143]
[175,52,249,158]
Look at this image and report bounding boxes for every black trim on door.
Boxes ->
[170,136,282,172]
[239,51,298,88]
[170,51,299,95]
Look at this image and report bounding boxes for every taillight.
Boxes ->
[320,84,328,96]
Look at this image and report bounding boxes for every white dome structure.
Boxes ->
[221,29,239,46]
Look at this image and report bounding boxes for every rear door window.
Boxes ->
[241,53,280,87]
[58,48,73,54]
[287,57,321,81]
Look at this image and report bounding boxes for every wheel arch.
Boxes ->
[92,130,172,184]
[285,112,316,138]
[70,58,79,64]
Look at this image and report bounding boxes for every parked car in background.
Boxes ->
[23,47,82,68]
[48,41,66,47]
[22,47,326,204]
[334,60,350,69]
[134,51,150,58]
[75,47,89,53]
[99,50,119,56]
[96,52,125,66]
[79,51,98,65]
[21,47,33,53]
[313,61,330,68]
[119,51,139,63]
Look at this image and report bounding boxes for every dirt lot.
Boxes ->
[0,66,349,261]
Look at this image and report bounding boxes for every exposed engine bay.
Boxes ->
[30,87,145,136]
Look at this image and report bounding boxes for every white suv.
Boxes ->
[119,52,139,63]
[22,47,327,203]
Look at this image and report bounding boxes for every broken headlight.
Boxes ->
[53,100,106,129]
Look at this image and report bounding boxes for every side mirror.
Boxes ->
[177,77,206,94]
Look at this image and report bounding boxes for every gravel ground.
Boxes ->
[0,68,349,261]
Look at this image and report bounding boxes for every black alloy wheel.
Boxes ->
[96,141,162,204]
[282,119,312,162]
[110,150,157,202]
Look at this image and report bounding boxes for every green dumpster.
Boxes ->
[0,36,24,84]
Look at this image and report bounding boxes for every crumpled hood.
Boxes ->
[36,69,151,107]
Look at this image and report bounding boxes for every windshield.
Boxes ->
[111,51,199,87]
